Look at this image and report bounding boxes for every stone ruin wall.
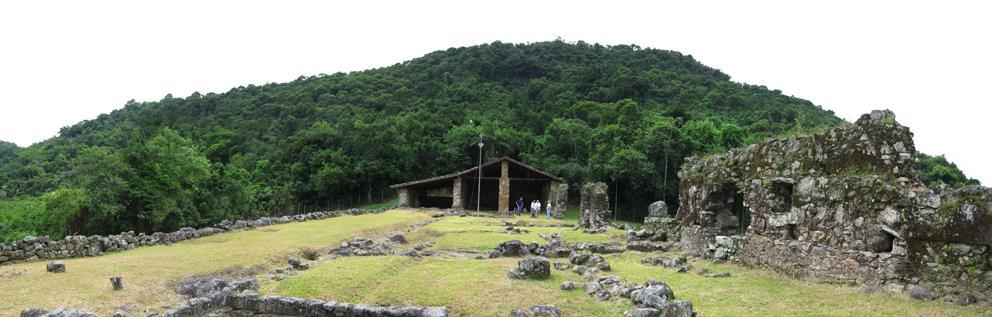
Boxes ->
[674,110,992,301]
[0,208,384,266]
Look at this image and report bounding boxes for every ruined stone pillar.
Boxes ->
[498,160,510,215]
[579,182,610,229]
[452,177,463,210]
[550,182,569,219]
[397,189,411,207]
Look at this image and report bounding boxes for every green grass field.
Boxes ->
[0,210,429,316]
[1,210,987,316]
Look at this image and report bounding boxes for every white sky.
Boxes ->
[0,1,989,184]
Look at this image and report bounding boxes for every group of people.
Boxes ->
[515,197,553,219]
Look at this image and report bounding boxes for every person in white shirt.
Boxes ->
[533,200,542,218]
[546,201,553,219]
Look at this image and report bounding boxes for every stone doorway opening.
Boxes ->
[713,183,747,235]
[732,186,749,234]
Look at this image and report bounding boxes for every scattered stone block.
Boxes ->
[560,281,576,291]
[388,234,407,244]
[46,261,65,273]
[508,256,551,280]
[907,284,937,301]
[287,257,309,270]
[110,276,124,290]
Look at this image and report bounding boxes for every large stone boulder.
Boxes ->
[648,201,668,217]
[643,200,678,232]
[508,256,551,280]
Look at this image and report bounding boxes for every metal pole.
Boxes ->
[477,134,483,215]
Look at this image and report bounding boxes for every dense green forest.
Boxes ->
[0,40,976,242]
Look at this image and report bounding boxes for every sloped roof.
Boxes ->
[390,156,564,189]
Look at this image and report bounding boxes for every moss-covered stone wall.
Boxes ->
[675,110,992,302]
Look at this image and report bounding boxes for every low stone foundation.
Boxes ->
[0,208,386,266]
[167,293,448,317]
[736,235,903,284]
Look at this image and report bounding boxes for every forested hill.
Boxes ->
[0,40,886,241]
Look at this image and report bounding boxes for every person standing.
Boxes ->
[534,200,542,218]
[546,201,553,219]
[529,200,536,218]
[515,197,524,216]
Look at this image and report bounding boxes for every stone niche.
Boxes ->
[674,110,992,302]
[579,182,610,229]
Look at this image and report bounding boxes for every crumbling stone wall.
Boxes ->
[675,110,992,301]
[0,208,383,266]
[549,183,568,219]
[579,182,610,229]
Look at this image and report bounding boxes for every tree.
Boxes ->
[918,153,980,188]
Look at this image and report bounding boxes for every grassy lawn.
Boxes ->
[265,214,989,317]
[0,210,430,316]
[406,214,625,251]
[260,256,630,316]
[606,251,987,317]
[2,210,986,316]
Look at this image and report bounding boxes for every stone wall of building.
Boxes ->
[675,110,992,302]
[0,208,384,266]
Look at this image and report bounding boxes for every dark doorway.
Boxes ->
[713,183,744,235]
[732,186,749,234]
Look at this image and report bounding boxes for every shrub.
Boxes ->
[299,247,320,261]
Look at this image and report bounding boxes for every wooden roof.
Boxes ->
[390,156,564,189]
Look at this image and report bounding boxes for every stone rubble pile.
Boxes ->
[176,276,260,298]
[570,241,625,254]
[640,256,691,271]
[569,251,611,272]
[1,208,385,265]
[578,275,696,316]
[166,276,448,317]
[20,308,97,317]
[511,304,561,317]
[488,236,572,259]
[330,237,395,257]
